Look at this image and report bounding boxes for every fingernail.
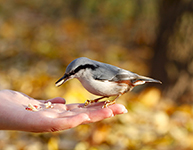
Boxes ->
[123,108,128,114]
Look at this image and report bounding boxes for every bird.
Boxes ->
[55,57,161,107]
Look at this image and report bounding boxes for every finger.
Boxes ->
[45,97,66,104]
[83,107,113,123]
[79,103,127,123]
[50,113,90,131]
[57,103,112,120]
[65,101,105,111]
[108,104,128,115]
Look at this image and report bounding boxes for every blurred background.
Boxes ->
[0,0,193,149]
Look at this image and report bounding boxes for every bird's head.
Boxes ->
[55,57,98,87]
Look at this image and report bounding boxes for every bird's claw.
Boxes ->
[102,99,116,108]
[84,100,90,107]
[84,96,108,107]
[84,97,116,108]
[84,99,97,107]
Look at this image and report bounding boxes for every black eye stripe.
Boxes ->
[69,64,97,76]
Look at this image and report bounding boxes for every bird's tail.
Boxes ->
[132,75,162,86]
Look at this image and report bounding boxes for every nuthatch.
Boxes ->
[55,57,161,107]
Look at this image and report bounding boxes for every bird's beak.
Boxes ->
[55,74,69,87]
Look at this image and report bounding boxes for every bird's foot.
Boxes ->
[84,99,96,107]
[102,95,121,108]
[84,96,108,107]
[102,99,116,108]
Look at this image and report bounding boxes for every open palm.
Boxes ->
[0,90,127,132]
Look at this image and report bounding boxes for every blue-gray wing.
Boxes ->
[110,71,138,81]
[92,61,138,81]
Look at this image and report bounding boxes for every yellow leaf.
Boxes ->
[48,137,58,150]
[139,88,161,107]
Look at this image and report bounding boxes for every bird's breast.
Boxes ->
[77,77,130,96]
[75,69,132,96]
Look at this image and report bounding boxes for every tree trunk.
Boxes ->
[150,0,193,103]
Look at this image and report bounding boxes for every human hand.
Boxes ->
[0,90,127,132]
